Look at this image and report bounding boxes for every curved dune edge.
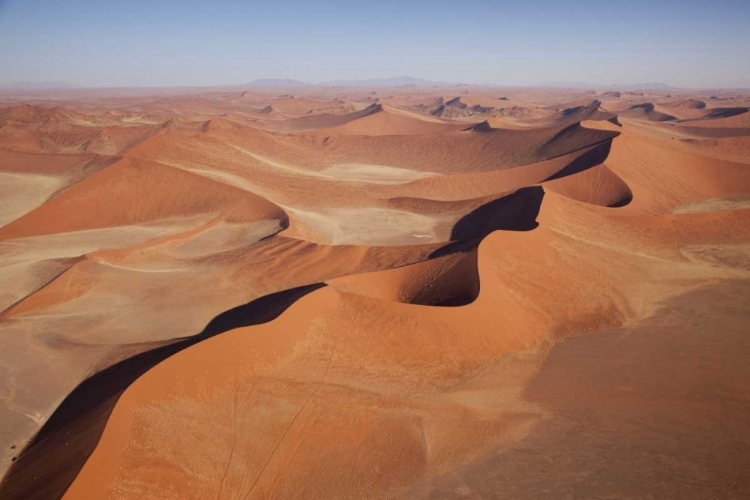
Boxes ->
[327,248,480,306]
[0,119,620,496]
[59,223,630,500]
[61,196,750,499]
[0,102,621,491]
[309,104,472,136]
[542,163,632,207]
[60,113,750,498]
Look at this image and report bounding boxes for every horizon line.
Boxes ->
[2,78,749,92]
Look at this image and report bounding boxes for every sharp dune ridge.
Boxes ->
[0,85,748,500]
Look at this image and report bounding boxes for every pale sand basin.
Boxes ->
[0,214,216,262]
[231,144,438,184]
[167,219,284,258]
[680,243,750,270]
[0,172,67,227]
[672,196,750,214]
[0,215,216,311]
[180,167,262,193]
[286,205,451,245]
[320,163,437,184]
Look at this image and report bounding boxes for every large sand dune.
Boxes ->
[0,85,748,500]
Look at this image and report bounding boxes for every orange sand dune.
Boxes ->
[62,192,749,499]
[329,248,479,306]
[78,124,161,155]
[617,102,676,121]
[0,148,98,177]
[262,103,383,132]
[0,157,288,240]
[62,113,750,499]
[659,97,707,117]
[542,163,632,207]
[678,107,750,128]
[0,104,105,129]
[0,104,165,154]
[365,143,611,206]
[269,96,343,116]
[309,122,618,175]
[533,100,616,126]
[312,105,470,136]
[661,97,706,109]
[60,221,633,499]
[456,94,525,109]
[228,90,268,104]
[0,86,749,500]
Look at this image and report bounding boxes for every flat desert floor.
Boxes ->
[0,84,748,499]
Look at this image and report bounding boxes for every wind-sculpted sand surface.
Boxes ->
[0,85,748,499]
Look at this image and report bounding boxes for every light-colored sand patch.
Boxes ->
[231,145,438,184]
[287,206,448,245]
[0,215,216,310]
[0,214,215,263]
[0,172,67,227]
[230,145,303,175]
[0,259,73,312]
[184,168,264,194]
[321,163,437,184]
[381,104,449,123]
[680,243,750,271]
[672,196,750,214]
[121,115,161,125]
[172,219,283,257]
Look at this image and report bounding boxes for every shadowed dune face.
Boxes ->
[0,86,749,500]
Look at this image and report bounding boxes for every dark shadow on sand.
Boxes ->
[429,186,545,260]
[0,283,326,500]
[542,140,612,182]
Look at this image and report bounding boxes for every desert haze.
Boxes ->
[0,83,748,499]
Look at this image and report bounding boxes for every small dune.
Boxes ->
[618,102,676,121]
[661,98,706,109]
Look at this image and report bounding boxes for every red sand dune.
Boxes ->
[0,85,748,500]
[0,157,288,240]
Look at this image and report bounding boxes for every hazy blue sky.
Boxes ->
[1,0,748,88]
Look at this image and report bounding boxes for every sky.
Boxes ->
[1,0,749,88]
